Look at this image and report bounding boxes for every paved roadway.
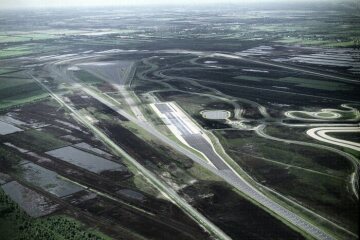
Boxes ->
[140,54,358,239]
[152,105,353,240]
[42,54,341,240]
[154,103,228,170]
[31,74,232,240]
[80,86,335,240]
[307,127,360,152]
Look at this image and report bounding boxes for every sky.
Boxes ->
[0,0,241,9]
[0,0,339,9]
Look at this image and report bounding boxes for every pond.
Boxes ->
[19,163,83,197]
[46,146,125,174]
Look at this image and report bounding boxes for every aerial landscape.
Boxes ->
[0,0,359,239]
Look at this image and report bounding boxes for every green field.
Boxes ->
[0,33,58,44]
[4,129,70,152]
[234,75,351,91]
[217,130,352,176]
[0,77,49,110]
[74,70,104,84]
[0,46,33,59]
[0,92,49,110]
[278,77,351,91]
[0,78,33,89]
[0,43,66,60]
[0,146,22,173]
[0,69,16,75]
[252,24,309,32]
[316,112,335,117]
[233,75,263,82]
[276,37,356,47]
[215,129,358,231]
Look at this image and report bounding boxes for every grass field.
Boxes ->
[0,146,22,173]
[218,130,352,176]
[0,69,17,75]
[0,46,33,58]
[0,33,58,44]
[0,78,34,89]
[0,77,50,110]
[0,92,49,111]
[278,77,351,91]
[276,37,356,47]
[234,74,351,91]
[214,129,358,231]
[74,70,104,84]
[4,129,70,152]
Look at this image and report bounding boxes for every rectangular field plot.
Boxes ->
[19,163,83,197]
[74,142,113,158]
[0,120,22,135]
[46,146,125,174]
[4,129,70,152]
[1,181,60,217]
[0,77,49,110]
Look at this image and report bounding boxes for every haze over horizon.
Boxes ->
[0,0,348,9]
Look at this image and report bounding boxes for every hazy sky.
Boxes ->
[0,0,336,9]
[0,0,247,9]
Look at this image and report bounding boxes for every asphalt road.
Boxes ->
[31,74,232,240]
[140,54,359,239]
[80,79,335,240]
[40,53,344,240]
[307,127,360,152]
[154,103,228,170]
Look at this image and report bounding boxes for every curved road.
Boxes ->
[35,51,360,240]
[307,127,360,152]
[256,124,359,200]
